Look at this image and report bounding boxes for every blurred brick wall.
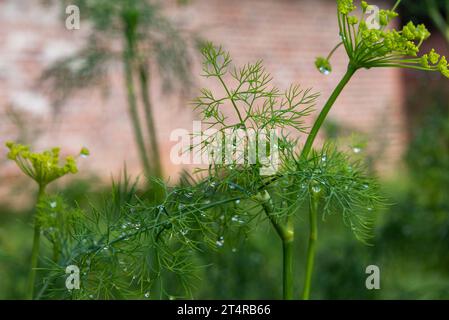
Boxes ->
[0,0,405,191]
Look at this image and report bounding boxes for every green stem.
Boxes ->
[327,42,344,61]
[282,227,294,300]
[302,192,319,300]
[301,65,356,159]
[123,16,152,177]
[258,191,294,300]
[427,0,449,47]
[392,0,401,11]
[138,62,163,179]
[27,186,45,300]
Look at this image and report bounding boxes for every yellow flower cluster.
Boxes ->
[316,1,448,78]
[421,49,449,78]
[5,142,88,187]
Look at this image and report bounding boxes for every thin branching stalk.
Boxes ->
[302,190,319,300]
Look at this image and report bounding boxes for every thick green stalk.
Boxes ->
[282,220,294,300]
[258,191,294,299]
[27,186,45,300]
[301,66,356,159]
[302,193,319,300]
[139,63,163,179]
[123,17,152,177]
[299,66,357,299]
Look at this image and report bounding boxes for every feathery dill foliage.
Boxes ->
[196,43,317,133]
[193,43,383,237]
[39,176,213,299]
[281,145,385,243]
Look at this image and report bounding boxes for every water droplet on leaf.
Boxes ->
[216,236,224,247]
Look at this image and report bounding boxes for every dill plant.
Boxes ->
[6,0,448,300]
[187,43,387,300]
[306,0,448,299]
[5,142,88,299]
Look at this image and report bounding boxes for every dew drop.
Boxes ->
[367,207,373,211]
[50,201,57,208]
[311,184,321,194]
[216,236,224,247]
[353,147,362,154]
[144,292,150,298]
[235,199,240,205]
[319,66,331,75]
[231,215,239,222]
[232,248,237,253]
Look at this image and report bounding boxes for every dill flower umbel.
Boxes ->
[5,142,88,188]
[316,0,449,78]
